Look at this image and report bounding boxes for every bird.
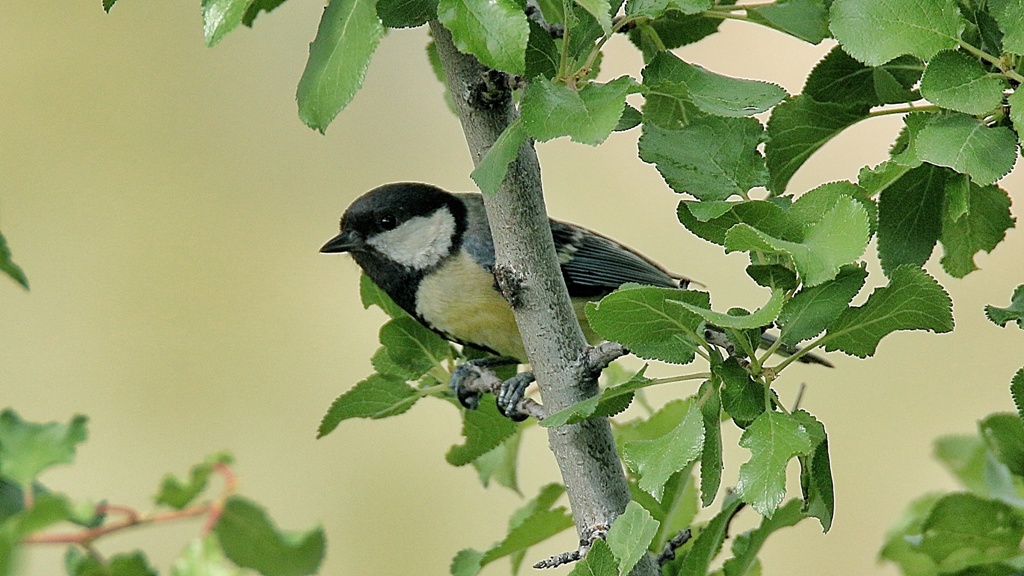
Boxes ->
[321,182,828,418]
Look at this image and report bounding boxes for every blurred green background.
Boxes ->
[2,2,1022,575]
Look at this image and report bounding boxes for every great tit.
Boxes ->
[320,182,693,360]
[321,182,827,415]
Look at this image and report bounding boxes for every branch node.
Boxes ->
[467,69,513,110]
[533,522,609,569]
[493,263,527,310]
[582,341,629,380]
[655,529,692,566]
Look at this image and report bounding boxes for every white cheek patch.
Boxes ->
[367,207,456,269]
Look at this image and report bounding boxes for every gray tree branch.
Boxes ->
[428,21,658,576]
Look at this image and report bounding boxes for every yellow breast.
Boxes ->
[415,251,527,361]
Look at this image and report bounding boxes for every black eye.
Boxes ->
[378,214,397,230]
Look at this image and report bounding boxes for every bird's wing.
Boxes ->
[550,220,690,297]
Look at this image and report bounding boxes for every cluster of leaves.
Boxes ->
[881,293,1024,576]
[0,409,325,576]
[92,0,1023,574]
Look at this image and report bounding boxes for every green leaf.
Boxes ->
[1012,367,1024,419]
[717,357,765,428]
[521,76,635,145]
[446,400,518,466]
[790,411,834,531]
[628,10,728,58]
[1008,89,1024,142]
[938,181,1014,278]
[725,195,871,287]
[172,537,242,576]
[0,232,28,290]
[723,499,805,576]
[889,111,933,168]
[316,374,420,438]
[677,199,802,246]
[878,494,942,575]
[568,538,617,576]
[920,49,1007,115]
[804,47,922,106]
[585,285,709,365]
[480,508,575,565]
[824,266,953,357]
[829,0,965,66]
[472,430,521,492]
[746,264,799,291]
[778,264,867,346]
[155,452,234,510]
[876,163,947,274]
[672,290,784,330]
[541,367,650,427]
[213,497,324,576]
[698,379,723,506]
[614,399,690,449]
[676,497,743,576]
[764,95,870,192]
[296,0,384,132]
[788,180,877,232]
[377,0,437,27]
[450,549,484,576]
[748,0,830,44]
[990,0,1024,54]
[471,117,527,195]
[242,0,287,27]
[3,492,71,538]
[857,160,915,197]
[606,501,660,575]
[625,0,711,18]
[641,52,787,118]
[525,20,559,81]
[379,317,453,377]
[66,550,159,576]
[0,410,88,487]
[574,0,613,32]
[622,399,705,500]
[918,493,1024,572]
[202,0,251,47]
[360,273,407,319]
[438,0,528,74]
[934,434,989,495]
[735,411,813,516]
[103,0,119,12]
[986,284,1024,329]
[639,117,768,200]
[913,113,1018,186]
[980,414,1024,478]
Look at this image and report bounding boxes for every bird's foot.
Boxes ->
[449,358,544,421]
[495,372,535,422]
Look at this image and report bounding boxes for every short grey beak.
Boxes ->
[320,230,364,253]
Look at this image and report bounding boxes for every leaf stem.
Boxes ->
[648,372,712,386]
[702,9,750,21]
[960,40,1024,83]
[769,332,829,374]
[867,103,940,117]
[22,463,237,547]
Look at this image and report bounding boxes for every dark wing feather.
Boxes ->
[550,220,690,297]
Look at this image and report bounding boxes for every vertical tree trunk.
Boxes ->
[428,21,658,576]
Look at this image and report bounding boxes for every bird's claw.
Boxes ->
[449,358,541,421]
[450,362,484,410]
[496,372,535,422]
